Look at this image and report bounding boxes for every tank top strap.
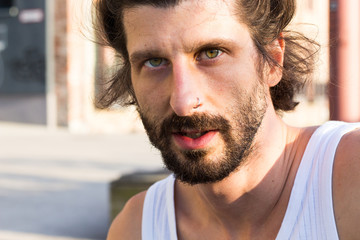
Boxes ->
[276,121,360,239]
[142,174,177,240]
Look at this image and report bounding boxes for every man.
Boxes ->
[94,0,360,239]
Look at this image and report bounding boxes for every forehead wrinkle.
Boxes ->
[124,0,239,35]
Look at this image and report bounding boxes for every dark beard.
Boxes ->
[138,93,266,185]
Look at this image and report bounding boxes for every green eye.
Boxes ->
[205,49,220,59]
[196,49,223,61]
[146,58,163,67]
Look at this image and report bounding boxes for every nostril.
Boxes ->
[170,94,202,116]
[193,97,201,109]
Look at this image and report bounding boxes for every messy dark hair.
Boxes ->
[94,0,319,112]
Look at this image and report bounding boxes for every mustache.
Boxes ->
[160,113,231,135]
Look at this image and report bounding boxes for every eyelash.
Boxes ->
[142,48,225,69]
[196,48,224,61]
[144,58,168,68]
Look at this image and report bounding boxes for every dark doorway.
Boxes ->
[0,0,46,125]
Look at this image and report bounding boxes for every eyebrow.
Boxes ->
[183,38,238,53]
[129,38,239,64]
[129,49,165,65]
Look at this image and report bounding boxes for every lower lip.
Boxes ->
[172,131,218,150]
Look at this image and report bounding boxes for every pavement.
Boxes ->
[0,122,163,240]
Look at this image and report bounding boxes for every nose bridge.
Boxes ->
[170,58,201,116]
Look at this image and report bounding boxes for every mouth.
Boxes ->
[172,130,218,150]
[177,130,210,139]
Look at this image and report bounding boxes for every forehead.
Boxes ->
[122,0,251,56]
[123,0,237,32]
[123,0,237,22]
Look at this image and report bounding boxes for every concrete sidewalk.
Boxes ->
[0,122,163,240]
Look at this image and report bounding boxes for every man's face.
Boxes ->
[123,0,270,184]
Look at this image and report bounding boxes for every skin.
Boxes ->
[107,0,360,239]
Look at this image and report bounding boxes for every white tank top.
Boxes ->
[142,121,360,240]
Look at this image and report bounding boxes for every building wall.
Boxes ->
[48,0,143,133]
[54,0,68,127]
[282,0,330,126]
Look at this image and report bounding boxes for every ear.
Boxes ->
[266,33,285,87]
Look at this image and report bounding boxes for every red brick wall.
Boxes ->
[54,0,68,126]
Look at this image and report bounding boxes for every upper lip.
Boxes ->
[173,129,217,136]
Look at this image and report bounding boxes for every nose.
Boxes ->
[169,61,203,116]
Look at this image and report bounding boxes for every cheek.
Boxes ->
[131,73,150,109]
[132,74,169,114]
[206,63,258,96]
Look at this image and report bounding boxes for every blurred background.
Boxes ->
[0,0,359,239]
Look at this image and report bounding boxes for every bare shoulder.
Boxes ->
[107,191,147,240]
[333,127,360,239]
